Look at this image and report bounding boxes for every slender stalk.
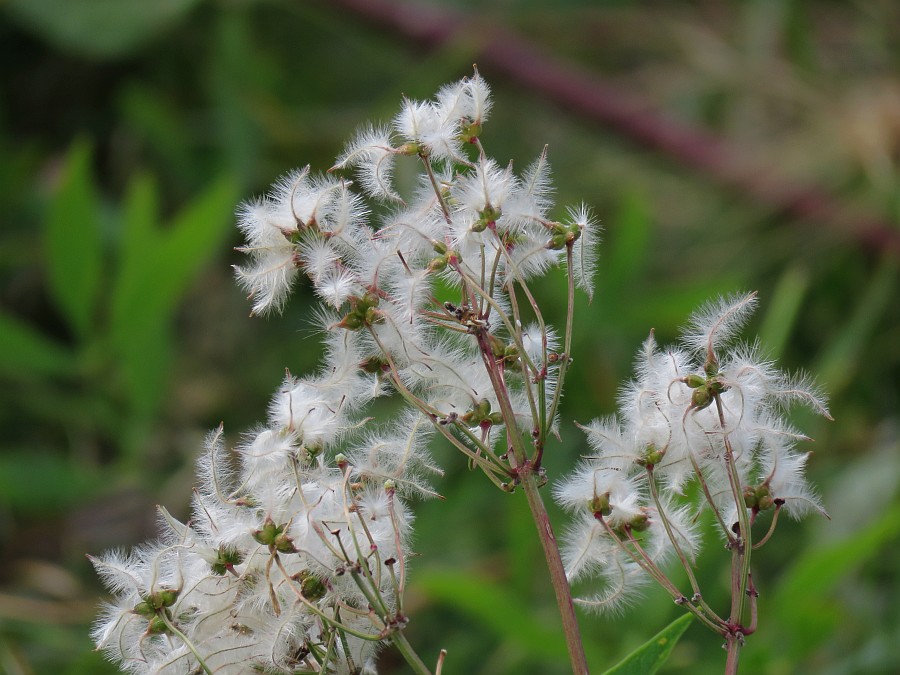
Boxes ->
[647,468,724,624]
[390,630,434,675]
[157,612,214,675]
[520,469,589,675]
[420,154,451,224]
[725,633,742,675]
[714,394,753,675]
[753,506,781,550]
[542,245,577,464]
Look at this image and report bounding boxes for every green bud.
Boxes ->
[488,334,506,358]
[132,600,155,619]
[433,241,448,255]
[461,398,491,426]
[473,205,502,232]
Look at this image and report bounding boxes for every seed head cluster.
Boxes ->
[91,70,829,674]
[91,70,598,674]
[554,293,831,613]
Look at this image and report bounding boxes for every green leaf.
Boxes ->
[604,189,651,290]
[758,265,809,360]
[0,450,103,513]
[3,0,201,59]
[602,613,693,675]
[0,311,74,378]
[118,86,197,192]
[153,174,238,319]
[109,174,236,420]
[816,254,898,395]
[44,140,103,339]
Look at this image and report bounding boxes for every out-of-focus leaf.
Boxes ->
[604,189,651,289]
[0,451,102,513]
[118,86,197,193]
[601,614,693,675]
[109,173,160,339]
[773,502,900,655]
[758,265,809,359]
[506,494,541,595]
[212,12,267,185]
[416,569,606,666]
[3,0,201,59]
[816,254,898,395]
[152,174,237,318]
[0,312,74,377]
[44,140,102,339]
[109,174,236,420]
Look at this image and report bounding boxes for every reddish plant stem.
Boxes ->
[520,466,590,675]
[322,0,900,257]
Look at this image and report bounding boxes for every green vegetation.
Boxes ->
[1,1,897,673]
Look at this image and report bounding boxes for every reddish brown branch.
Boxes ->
[323,0,900,256]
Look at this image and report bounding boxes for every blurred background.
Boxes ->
[1,0,898,673]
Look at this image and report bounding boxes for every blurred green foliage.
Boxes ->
[1,0,898,673]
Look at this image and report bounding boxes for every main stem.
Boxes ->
[520,466,590,675]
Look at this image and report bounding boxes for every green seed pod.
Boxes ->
[548,232,568,250]
[397,142,423,156]
[146,614,171,635]
[153,588,179,608]
[253,518,283,547]
[460,120,482,143]
[274,532,297,554]
[637,444,665,467]
[685,373,707,389]
[588,492,611,517]
[427,254,449,272]
[337,311,365,331]
[132,600,155,619]
[212,546,244,575]
[360,355,390,374]
[691,387,712,409]
[300,573,327,601]
[628,512,650,532]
